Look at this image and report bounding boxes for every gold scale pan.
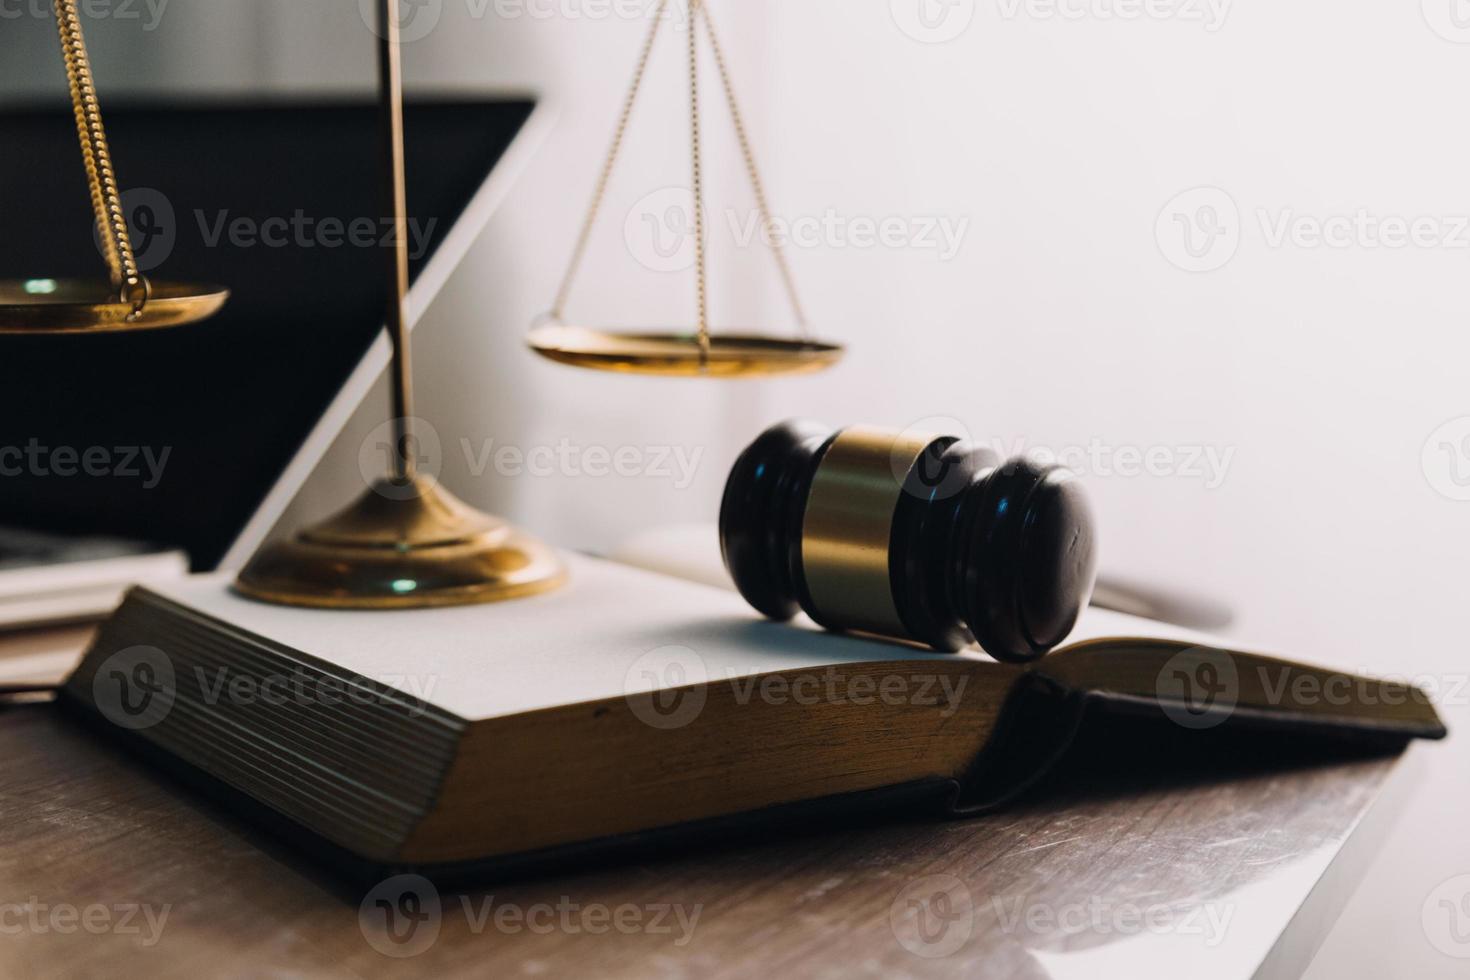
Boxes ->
[0,0,227,334]
[526,0,843,378]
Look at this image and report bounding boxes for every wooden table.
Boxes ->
[0,698,1419,979]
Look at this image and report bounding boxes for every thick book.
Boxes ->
[62,555,1445,882]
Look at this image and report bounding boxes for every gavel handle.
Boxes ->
[1089,573,1234,631]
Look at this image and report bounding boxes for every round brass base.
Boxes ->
[527,325,843,378]
[233,477,565,609]
[0,279,230,334]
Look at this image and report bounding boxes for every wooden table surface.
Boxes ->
[0,697,1419,980]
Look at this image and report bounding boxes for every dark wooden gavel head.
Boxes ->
[719,420,1099,662]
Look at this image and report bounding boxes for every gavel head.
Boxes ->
[719,420,1099,662]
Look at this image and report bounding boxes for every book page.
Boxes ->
[154,555,983,722]
[1056,604,1237,653]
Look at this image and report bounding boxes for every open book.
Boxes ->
[62,554,1445,881]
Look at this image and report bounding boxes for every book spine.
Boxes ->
[951,669,1427,817]
[949,673,1088,814]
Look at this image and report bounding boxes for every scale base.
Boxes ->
[233,477,565,609]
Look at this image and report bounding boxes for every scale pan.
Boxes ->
[527,325,843,378]
[0,279,230,334]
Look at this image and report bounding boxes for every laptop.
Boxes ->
[0,95,550,632]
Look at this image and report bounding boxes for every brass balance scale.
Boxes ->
[8,0,842,610]
[527,0,844,378]
[0,0,229,334]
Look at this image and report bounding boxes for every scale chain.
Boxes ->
[699,1,808,336]
[688,0,708,360]
[53,0,148,317]
[547,0,809,353]
[548,0,670,324]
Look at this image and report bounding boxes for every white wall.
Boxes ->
[5,2,1469,974]
[758,8,1470,976]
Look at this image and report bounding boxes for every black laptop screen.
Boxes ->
[0,98,534,568]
